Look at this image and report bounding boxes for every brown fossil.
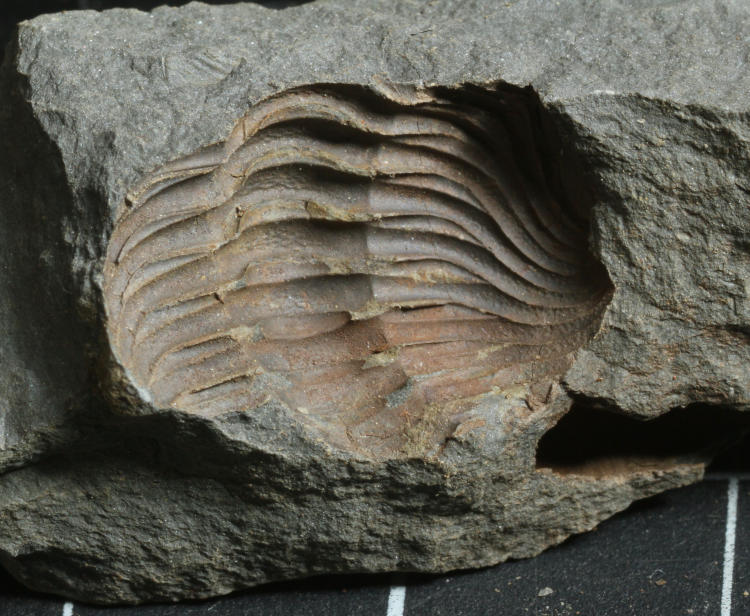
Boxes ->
[103,85,612,457]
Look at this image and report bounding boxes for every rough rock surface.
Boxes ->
[0,0,748,604]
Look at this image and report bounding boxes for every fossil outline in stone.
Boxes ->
[103,84,613,457]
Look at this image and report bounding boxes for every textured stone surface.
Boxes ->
[0,0,748,604]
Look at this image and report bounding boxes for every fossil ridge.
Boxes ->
[103,84,612,457]
[0,0,748,604]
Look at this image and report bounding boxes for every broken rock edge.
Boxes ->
[0,60,709,601]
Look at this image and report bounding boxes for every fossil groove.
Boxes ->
[103,84,613,456]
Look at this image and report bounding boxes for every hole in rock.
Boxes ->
[536,403,750,477]
[103,83,613,457]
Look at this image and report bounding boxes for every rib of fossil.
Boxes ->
[103,85,612,456]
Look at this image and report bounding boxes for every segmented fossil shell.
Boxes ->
[103,85,612,456]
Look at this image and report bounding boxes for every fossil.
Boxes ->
[5,1,749,604]
[103,84,613,457]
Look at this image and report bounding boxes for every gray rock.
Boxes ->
[0,0,748,604]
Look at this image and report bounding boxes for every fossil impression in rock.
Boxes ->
[103,85,612,456]
[5,1,750,604]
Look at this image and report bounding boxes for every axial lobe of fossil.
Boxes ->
[103,85,612,455]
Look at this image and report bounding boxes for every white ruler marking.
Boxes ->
[387,584,406,616]
[720,477,739,616]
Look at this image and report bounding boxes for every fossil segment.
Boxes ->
[103,85,612,455]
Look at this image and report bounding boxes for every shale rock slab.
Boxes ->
[0,0,748,604]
